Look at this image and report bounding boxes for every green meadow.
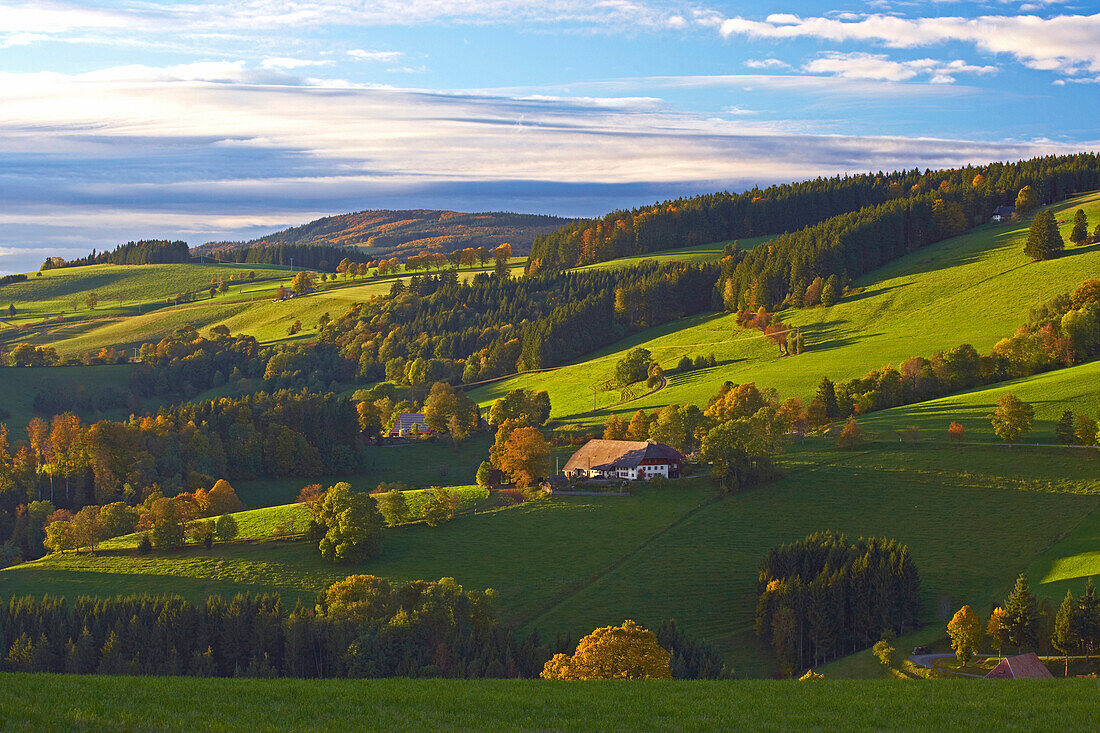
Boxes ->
[472,191,1100,428]
[1,674,1096,731]
[4,441,1095,677]
[0,259,526,356]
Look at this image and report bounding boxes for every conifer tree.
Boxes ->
[1023,209,1064,261]
[1055,409,1077,444]
[1002,574,1040,652]
[1052,589,1079,676]
[1070,209,1089,245]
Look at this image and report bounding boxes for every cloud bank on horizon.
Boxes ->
[1,0,1098,273]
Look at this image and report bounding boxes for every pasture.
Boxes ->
[1,674,1095,731]
[4,441,1095,678]
[471,191,1100,428]
[0,259,526,356]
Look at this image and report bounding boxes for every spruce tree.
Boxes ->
[1055,410,1077,444]
[1070,209,1089,245]
[816,377,839,419]
[1052,589,1078,676]
[1003,573,1040,652]
[820,275,841,306]
[1023,210,1064,261]
[1079,578,1099,662]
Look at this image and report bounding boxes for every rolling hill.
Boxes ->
[470,191,1100,428]
[195,210,572,260]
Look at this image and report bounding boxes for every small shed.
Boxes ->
[984,653,1053,679]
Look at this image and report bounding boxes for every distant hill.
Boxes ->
[195,209,573,259]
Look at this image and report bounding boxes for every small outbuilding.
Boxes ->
[984,653,1053,679]
[562,439,684,481]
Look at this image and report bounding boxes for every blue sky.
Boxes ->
[1,0,1099,273]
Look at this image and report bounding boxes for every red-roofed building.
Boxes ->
[984,653,1053,679]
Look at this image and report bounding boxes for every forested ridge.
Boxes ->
[530,153,1100,276]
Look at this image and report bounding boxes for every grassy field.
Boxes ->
[233,435,495,506]
[1,674,1096,732]
[472,191,1100,428]
[575,235,771,271]
[0,482,716,625]
[97,485,490,550]
[0,259,526,356]
[858,359,1100,444]
[4,441,1095,678]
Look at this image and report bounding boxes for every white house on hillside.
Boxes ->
[562,439,684,480]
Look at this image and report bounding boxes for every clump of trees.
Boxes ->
[541,620,672,680]
[0,576,547,678]
[755,532,923,675]
[1023,210,1064,261]
[306,483,384,563]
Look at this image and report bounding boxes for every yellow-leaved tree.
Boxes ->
[946,605,982,664]
[540,620,672,680]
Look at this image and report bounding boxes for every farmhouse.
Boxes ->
[389,413,432,438]
[984,653,1053,679]
[562,439,684,481]
[991,205,1015,223]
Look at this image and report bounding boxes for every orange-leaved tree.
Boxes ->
[541,620,672,680]
[496,426,550,490]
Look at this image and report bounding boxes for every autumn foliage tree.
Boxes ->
[494,426,550,490]
[990,394,1034,443]
[947,421,965,442]
[541,620,672,680]
[947,605,982,664]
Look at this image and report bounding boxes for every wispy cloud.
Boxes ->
[718,12,1100,77]
[804,52,997,84]
[744,58,791,70]
[347,49,405,63]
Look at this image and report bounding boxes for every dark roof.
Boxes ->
[392,413,430,433]
[562,439,684,473]
[984,653,1053,679]
[993,205,1016,216]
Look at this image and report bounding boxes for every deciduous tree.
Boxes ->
[496,427,550,490]
[947,605,982,664]
[313,482,384,563]
[990,394,1033,443]
[540,620,672,680]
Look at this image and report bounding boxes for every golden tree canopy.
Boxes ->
[540,620,672,680]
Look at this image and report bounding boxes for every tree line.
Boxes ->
[0,576,730,680]
[754,532,923,676]
[528,154,1100,273]
[719,155,1100,313]
[46,240,192,269]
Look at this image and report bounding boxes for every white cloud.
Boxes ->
[261,57,332,69]
[0,61,1095,274]
[718,12,1100,77]
[744,58,791,70]
[804,52,997,84]
[347,49,405,63]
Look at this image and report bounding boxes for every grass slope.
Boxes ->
[0,483,715,626]
[527,442,1098,677]
[1,674,1095,732]
[4,442,1095,678]
[472,191,1100,428]
[858,359,1100,444]
[575,235,771,271]
[1,260,525,356]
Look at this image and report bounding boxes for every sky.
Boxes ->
[1,1,1099,274]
